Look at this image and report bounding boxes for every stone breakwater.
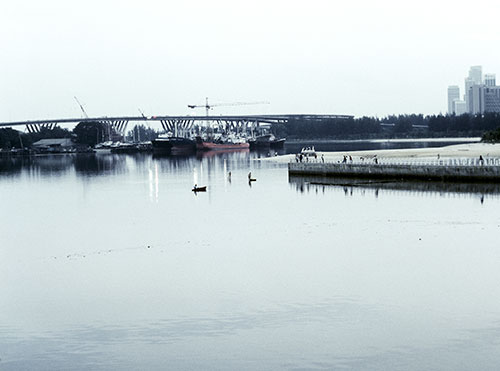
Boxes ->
[288,161,500,181]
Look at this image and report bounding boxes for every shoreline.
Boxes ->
[285,137,481,144]
[260,142,500,163]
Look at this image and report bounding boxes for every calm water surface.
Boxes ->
[1,143,499,370]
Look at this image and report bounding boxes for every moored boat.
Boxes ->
[152,136,196,155]
[195,135,249,151]
[249,134,286,149]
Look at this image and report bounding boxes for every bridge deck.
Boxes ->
[0,114,353,128]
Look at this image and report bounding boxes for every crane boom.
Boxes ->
[187,97,270,116]
[74,96,89,119]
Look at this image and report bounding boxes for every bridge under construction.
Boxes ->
[0,114,353,135]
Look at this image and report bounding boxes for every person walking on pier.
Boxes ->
[479,155,484,165]
[321,154,324,163]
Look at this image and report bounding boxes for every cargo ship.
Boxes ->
[151,136,196,155]
[195,135,250,151]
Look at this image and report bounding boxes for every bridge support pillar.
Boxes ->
[25,123,56,133]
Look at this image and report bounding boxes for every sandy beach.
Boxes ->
[261,142,500,163]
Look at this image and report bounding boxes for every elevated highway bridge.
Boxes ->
[0,114,354,134]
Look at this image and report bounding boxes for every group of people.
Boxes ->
[293,152,383,164]
[340,154,378,164]
[295,153,324,163]
[341,155,353,164]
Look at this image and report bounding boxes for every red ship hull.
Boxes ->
[196,140,250,151]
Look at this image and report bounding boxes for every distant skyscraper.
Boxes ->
[483,86,500,113]
[450,65,496,114]
[469,85,483,114]
[469,65,483,85]
[454,100,467,115]
[485,73,496,87]
[464,77,475,112]
[467,85,500,114]
[448,85,460,114]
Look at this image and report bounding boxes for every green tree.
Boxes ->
[0,128,29,149]
[73,121,110,146]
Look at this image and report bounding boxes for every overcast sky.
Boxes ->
[1,0,500,122]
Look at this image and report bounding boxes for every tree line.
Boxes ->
[271,113,500,140]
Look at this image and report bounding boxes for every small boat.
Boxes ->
[249,178,256,182]
[192,185,207,192]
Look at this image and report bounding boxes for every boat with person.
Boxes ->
[192,185,207,192]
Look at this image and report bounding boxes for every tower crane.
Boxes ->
[74,96,89,119]
[188,97,270,116]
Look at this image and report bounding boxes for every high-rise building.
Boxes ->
[448,65,499,114]
[483,86,500,112]
[464,77,475,111]
[485,73,496,87]
[469,65,483,85]
[467,85,500,114]
[448,85,460,114]
[469,85,483,114]
[454,100,467,115]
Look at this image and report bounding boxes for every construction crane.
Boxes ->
[74,96,89,119]
[188,97,270,116]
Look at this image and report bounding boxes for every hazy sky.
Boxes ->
[1,0,500,122]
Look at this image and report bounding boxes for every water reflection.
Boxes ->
[289,174,500,201]
[3,143,500,371]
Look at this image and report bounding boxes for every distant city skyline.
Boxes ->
[448,65,500,115]
[1,0,500,122]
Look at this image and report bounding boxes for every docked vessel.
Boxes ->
[195,134,249,151]
[248,134,285,149]
[151,136,196,155]
[94,141,113,154]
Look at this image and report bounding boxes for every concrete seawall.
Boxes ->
[288,162,500,181]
